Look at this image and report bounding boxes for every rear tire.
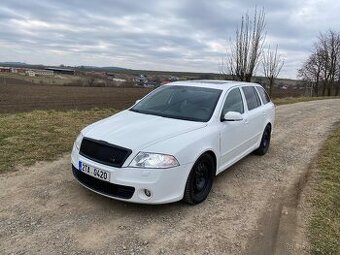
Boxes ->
[254,126,271,156]
[183,153,215,205]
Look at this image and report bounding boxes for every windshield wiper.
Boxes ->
[129,108,154,115]
[130,108,142,113]
[130,108,204,122]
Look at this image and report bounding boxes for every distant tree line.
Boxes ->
[298,30,340,96]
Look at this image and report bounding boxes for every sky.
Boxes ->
[0,0,339,79]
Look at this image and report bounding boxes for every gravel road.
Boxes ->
[0,99,339,255]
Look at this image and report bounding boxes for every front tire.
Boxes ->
[183,153,215,205]
[254,126,271,156]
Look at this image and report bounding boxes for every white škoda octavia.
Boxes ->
[71,80,275,204]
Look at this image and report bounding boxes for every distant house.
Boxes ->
[169,76,179,81]
[44,67,75,75]
[0,67,11,72]
[26,69,54,77]
[143,82,156,88]
[26,70,36,77]
[106,72,115,78]
[135,74,148,86]
[15,68,27,74]
[112,78,126,82]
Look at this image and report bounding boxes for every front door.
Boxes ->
[219,88,248,169]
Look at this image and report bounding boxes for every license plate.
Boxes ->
[78,161,110,182]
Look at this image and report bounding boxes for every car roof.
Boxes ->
[166,80,261,91]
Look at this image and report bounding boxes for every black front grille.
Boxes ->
[80,137,132,167]
[72,165,135,199]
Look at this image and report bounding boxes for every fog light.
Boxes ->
[144,189,151,197]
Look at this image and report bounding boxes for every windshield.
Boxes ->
[130,85,222,122]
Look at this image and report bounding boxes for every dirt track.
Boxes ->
[0,99,339,255]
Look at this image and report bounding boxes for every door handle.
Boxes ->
[244,118,249,124]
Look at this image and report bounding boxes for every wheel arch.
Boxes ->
[183,149,217,204]
[197,150,217,176]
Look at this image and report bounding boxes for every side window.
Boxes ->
[242,86,261,110]
[222,88,244,116]
[256,86,271,104]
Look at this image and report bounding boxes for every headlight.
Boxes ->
[129,152,180,169]
[75,133,83,150]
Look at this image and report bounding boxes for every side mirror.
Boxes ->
[223,111,243,121]
[135,99,141,105]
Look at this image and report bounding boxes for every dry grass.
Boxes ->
[0,108,116,173]
[309,123,340,255]
[273,96,339,105]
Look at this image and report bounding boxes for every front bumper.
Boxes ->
[71,147,193,204]
[72,165,135,199]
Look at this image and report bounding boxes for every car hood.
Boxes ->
[82,110,207,150]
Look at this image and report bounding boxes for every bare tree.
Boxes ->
[298,51,322,96]
[225,8,266,82]
[262,45,284,96]
[299,30,340,96]
[336,62,340,96]
[319,30,340,96]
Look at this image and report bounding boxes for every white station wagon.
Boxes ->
[71,80,275,204]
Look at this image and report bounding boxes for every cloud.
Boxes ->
[0,0,339,78]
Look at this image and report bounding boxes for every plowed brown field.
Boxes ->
[0,81,151,113]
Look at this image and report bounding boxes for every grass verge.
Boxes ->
[309,123,340,255]
[0,108,116,173]
[273,96,339,105]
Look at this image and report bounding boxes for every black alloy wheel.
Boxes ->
[254,126,271,156]
[183,153,215,204]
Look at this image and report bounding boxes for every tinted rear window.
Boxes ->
[242,86,261,110]
[256,86,271,104]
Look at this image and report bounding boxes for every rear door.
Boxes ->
[241,86,265,149]
[256,86,275,125]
